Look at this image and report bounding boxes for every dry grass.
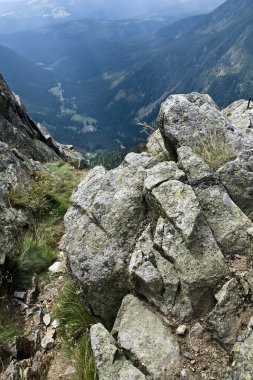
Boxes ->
[193,131,237,170]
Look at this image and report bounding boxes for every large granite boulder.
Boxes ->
[64,164,147,327]
[112,295,180,379]
[158,92,253,156]
[63,92,253,378]
[223,99,253,135]
[91,323,145,380]
[217,150,253,220]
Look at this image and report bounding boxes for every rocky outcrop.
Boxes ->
[0,74,87,166]
[0,142,38,272]
[64,93,253,378]
[0,73,87,281]
[157,93,253,155]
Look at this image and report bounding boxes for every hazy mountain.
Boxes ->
[0,0,252,151]
[0,0,225,33]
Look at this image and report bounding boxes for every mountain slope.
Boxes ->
[0,0,225,33]
[0,0,252,150]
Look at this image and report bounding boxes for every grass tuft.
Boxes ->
[0,320,20,360]
[8,162,85,288]
[192,131,237,170]
[54,278,97,380]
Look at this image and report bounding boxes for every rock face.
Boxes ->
[0,73,86,282]
[64,93,253,378]
[0,74,87,166]
[157,92,253,154]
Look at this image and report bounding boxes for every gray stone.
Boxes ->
[177,144,253,260]
[223,99,253,135]
[43,313,51,327]
[41,336,54,350]
[206,278,248,349]
[195,184,253,258]
[64,164,146,326]
[177,146,214,185]
[48,261,66,273]
[90,323,145,380]
[180,368,196,380]
[217,150,253,220]
[122,151,165,170]
[14,291,26,300]
[144,161,185,191]
[158,92,253,155]
[112,295,180,378]
[176,325,187,336]
[224,329,253,379]
[190,323,204,338]
[151,180,201,243]
[0,75,61,162]
[146,129,169,158]
[154,218,227,321]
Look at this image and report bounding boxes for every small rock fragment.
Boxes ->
[52,319,60,329]
[14,291,26,300]
[183,352,194,360]
[191,322,204,338]
[41,336,54,350]
[180,368,196,380]
[48,261,66,273]
[33,309,44,325]
[43,313,51,327]
[64,366,76,375]
[176,324,187,336]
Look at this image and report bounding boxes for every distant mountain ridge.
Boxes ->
[0,0,225,33]
[0,0,252,151]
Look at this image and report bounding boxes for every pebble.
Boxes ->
[191,322,204,338]
[64,366,76,375]
[176,324,187,336]
[41,336,54,350]
[183,351,194,360]
[49,261,66,273]
[46,328,56,339]
[14,291,26,300]
[43,313,51,327]
[180,368,196,380]
[33,309,44,326]
[52,319,60,329]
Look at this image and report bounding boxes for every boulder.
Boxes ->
[206,278,249,350]
[223,99,253,135]
[178,146,253,259]
[224,328,253,379]
[217,150,253,220]
[90,323,145,380]
[158,92,253,155]
[64,164,147,326]
[112,295,181,378]
[151,180,201,243]
[144,161,185,191]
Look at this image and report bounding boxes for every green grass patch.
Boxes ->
[0,319,20,360]
[8,161,86,288]
[54,279,97,380]
[192,131,238,170]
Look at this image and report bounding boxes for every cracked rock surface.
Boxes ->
[64,93,253,378]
